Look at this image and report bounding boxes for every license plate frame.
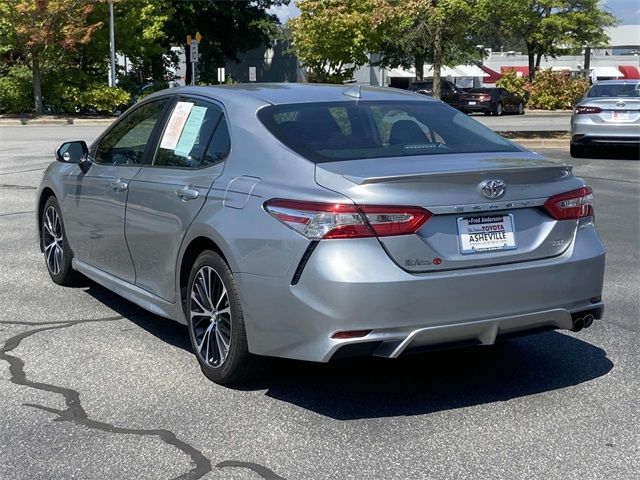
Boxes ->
[610,111,630,121]
[457,214,517,254]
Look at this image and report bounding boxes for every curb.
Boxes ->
[0,118,115,126]
[509,139,569,149]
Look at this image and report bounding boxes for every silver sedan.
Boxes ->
[570,79,640,157]
[37,84,605,384]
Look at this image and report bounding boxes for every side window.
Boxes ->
[203,116,231,166]
[153,98,224,168]
[94,99,168,165]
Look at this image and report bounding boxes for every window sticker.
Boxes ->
[174,106,208,157]
[160,101,194,150]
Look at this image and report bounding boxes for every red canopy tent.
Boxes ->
[479,65,502,84]
[618,65,640,80]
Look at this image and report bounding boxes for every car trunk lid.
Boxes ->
[315,152,588,272]
[580,97,640,124]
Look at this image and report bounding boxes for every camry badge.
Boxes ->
[480,179,506,199]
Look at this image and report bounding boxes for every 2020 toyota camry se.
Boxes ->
[37,84,605,384]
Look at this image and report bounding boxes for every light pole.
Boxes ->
[108,0,116,87]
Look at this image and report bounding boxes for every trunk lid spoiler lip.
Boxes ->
[315,155,573,185]
[342,165,572,185]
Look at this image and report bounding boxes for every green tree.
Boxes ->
[289,0,376,83]
[82,0,172,85]
[372,0,479,99]
[478,0,618,79]
[0,0,102,113]
[163,0,285,84]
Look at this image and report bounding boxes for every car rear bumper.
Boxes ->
[460,102,493,113]
[236,221,605,362]
[571,133,640,147]
[571,117,640,146]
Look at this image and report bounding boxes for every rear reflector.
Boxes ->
[543,187,594,220]
[575,106,602,115]
[332,330,372,339]
[264,199,431,240]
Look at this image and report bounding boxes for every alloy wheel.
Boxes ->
[43,206,64,275]
[190,266,232,367]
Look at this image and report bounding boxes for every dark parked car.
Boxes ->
[409,79,461,108]
[459,87,525,116]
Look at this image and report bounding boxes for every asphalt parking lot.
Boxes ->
[0,125,638,480]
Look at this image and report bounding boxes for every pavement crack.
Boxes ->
[580,175,640,185]
[0,183,37,189]
[0,316,212,480]
[0,167,47,176]
[0,210,35,217]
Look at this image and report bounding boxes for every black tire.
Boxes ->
[186,250,260,384]
[517,102,525,115]
[494,102,504,116]
[570,143,588,158]
[41,196,82,286]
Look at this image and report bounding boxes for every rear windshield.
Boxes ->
[257,100,519,163]
[587,83,640,98]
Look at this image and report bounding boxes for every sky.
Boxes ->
[601,0,640,24]
[270,1,640,25]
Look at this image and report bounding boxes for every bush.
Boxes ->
[79,85,131,114]
[496,69,528,102]
[526,70,588,110]
[497,69,589,110]
[0,65,33,114]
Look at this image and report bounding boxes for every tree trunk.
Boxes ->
[535,53,543,71]
[414,57,424,82]
[432,20,443,100]
[584,47,591,80]
[527,46,535,80]
[33,56,43,114]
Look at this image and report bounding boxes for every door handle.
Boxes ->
[110,179,128,192]
[175,185,199,201]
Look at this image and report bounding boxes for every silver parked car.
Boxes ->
[570,79,640,157]
[37,84,605,384]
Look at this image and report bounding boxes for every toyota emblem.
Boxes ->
[480,179,506,199]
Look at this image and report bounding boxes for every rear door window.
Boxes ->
[153,98,227,168]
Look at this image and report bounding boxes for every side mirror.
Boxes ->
[56,140,91,173]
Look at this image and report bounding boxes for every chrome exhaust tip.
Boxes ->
[571,317,585,332]
[583,314,595,329]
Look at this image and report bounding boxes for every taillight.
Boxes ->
[543,187,594,220]
[575,106,602,115]
[264,199,431,239]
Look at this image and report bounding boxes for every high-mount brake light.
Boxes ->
[575,106,602,115]
[543,187,594,220]
[264,199,432,240]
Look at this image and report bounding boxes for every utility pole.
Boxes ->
[108,0,116,87]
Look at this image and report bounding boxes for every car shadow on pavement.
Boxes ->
[583,146,639,160]
[85,283,192,352]
[259,333,613,420]
[84,283,613,421]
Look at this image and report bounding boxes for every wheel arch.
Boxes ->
[178,235,230,316]
[37,187,56,251]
